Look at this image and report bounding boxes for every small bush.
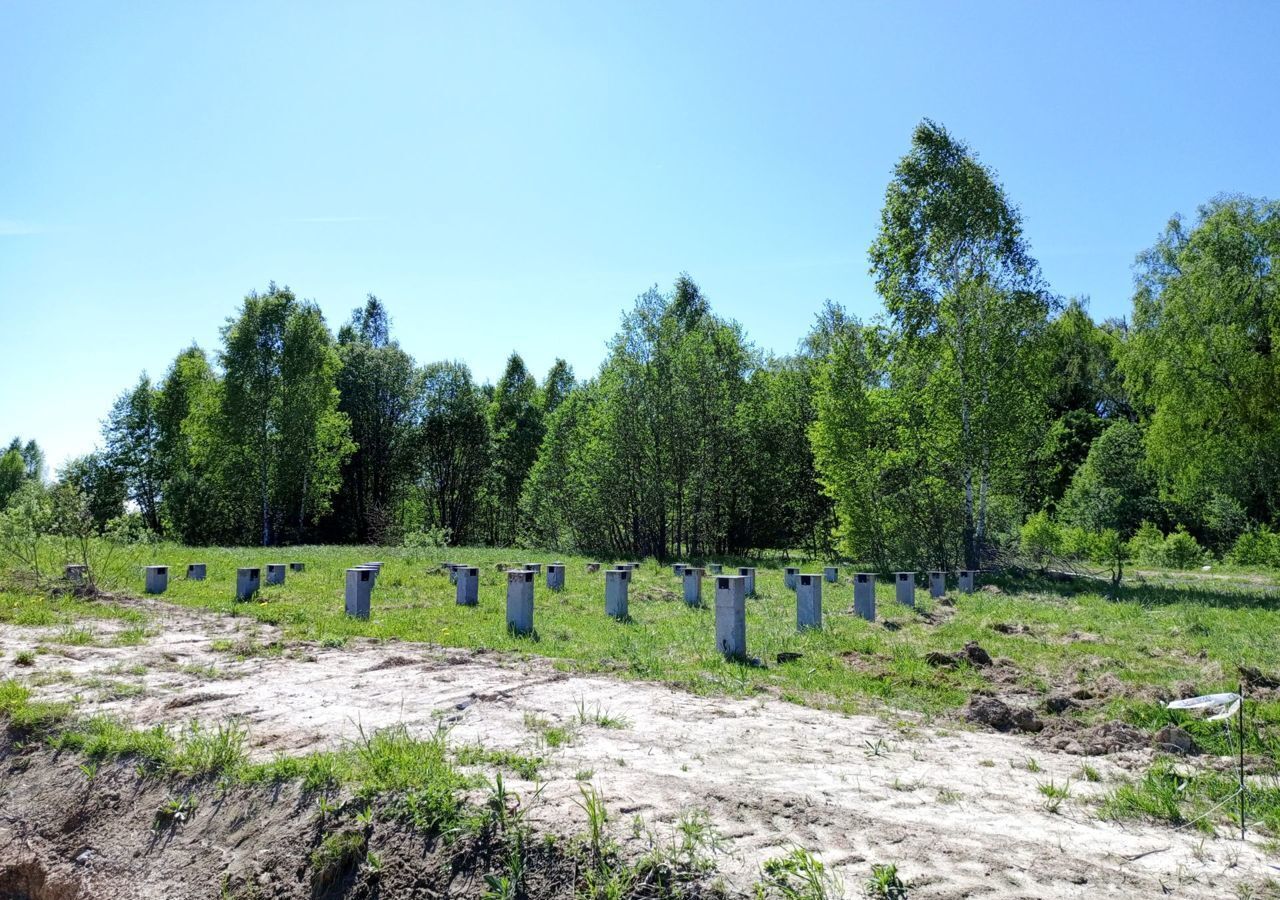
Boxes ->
[1161,526,1207,569]
[1229,526,1280,568]
[1128,520,1165,566]
[1019,512,1060,564]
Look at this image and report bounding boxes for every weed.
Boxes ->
[310,830,367,888]
[455,743,544,780]
[575,698,631,729]
[755,847,843,899]
[863,737,891,758]
[1038,779,1071,813]
[13,650,35,667]
[153,794,198,830]
[1080,764,1102,783]
[865,862,908,899]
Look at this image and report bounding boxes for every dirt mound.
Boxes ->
[964,696,1043,733]
[0,747,593,900]
[1037,720,1149,756]
[925,641,993,669]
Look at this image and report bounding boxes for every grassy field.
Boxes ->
[5,541,1280,836]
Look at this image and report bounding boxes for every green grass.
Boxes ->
[11,541,1277,723]
[6,541,1280,836]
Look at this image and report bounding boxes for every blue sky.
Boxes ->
[2,1,1277,472]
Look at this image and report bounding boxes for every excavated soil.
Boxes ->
[1,598,1275,898]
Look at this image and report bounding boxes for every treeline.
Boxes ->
[9,120,1280,568]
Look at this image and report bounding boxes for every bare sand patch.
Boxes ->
[1,598,1271,898]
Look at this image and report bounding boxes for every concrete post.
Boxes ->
[455,566,479,606]
[958,569,976,593]
[605,568,630,619]
[144,565,168,594]
[895,572,916,608]
[289,562,305,573]
[714,575,747,659]
[736,566,756,597]
[357,564,379,586]
[521,562,542,575]
[671,563,684,576]
[796,573,822,631]
[708,563,722,574]
[682,567,704,606]
[586,562,601,573]
[236,567,260,601]
[928,570,946,598]
[853,573,876,622]
[784,567,799,590]
[65,564,87,584]
[364,562,384,571]
[186,563,206,581]
[265,563,286,586]
[823,566,838,583]
[506,570,535,635]
[546,563,566,591]
[446,563,461,585]
[345,567,373,618]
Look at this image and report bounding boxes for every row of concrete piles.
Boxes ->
[79,561,311,600]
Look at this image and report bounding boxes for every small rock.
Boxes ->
[776,652,803,664]
[937,596,955,607]
[925,651,959,668]
[981,585,1003,594]
[75,849,95,865]
[1201,565,1212,572]
[1152,725,1197,755]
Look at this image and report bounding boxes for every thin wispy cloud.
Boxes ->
[285,215,376,224]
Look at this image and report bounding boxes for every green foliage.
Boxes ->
[218,283,353,545]
[1125,196,1280,528]
[1019,511,1061,564]
[1128,521,1167,566]
[1060,420,1157,536]
[331,296,420,543]
[847,119,1053,568]
[415,360,489,543]
[755,847,843,899]
[1229,526,1280,567]
[1161,526,1208,569]
[0,448,28,509]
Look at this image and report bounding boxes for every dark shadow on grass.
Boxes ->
[993,572,1280,612]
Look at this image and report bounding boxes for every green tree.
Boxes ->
[102,375,164,533]
[1125,195,1280,526]
[485,353,543,545]
[541,359,576,416]
[219,284,352,545]
[56,452,126,530]
[331,297,419,542]
[0,448,25,508]
[864,120,1053,567]
[414,361,490,542]
[1059,420,1159,536]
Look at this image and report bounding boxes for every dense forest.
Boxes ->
[4,121,1279,571]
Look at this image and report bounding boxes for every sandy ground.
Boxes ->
[2,598,1275,898]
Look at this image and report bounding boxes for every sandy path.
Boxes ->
[2,599,1270,898]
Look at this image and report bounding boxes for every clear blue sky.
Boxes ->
[2,1,1276,472]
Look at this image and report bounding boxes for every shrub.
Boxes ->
[1128,521,1165,566]
[1161,526,1208,569]
[1228,527,1280,568]
[403,525,451,551]
[1019,511,1061,564]
[1058,525,1093,560]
